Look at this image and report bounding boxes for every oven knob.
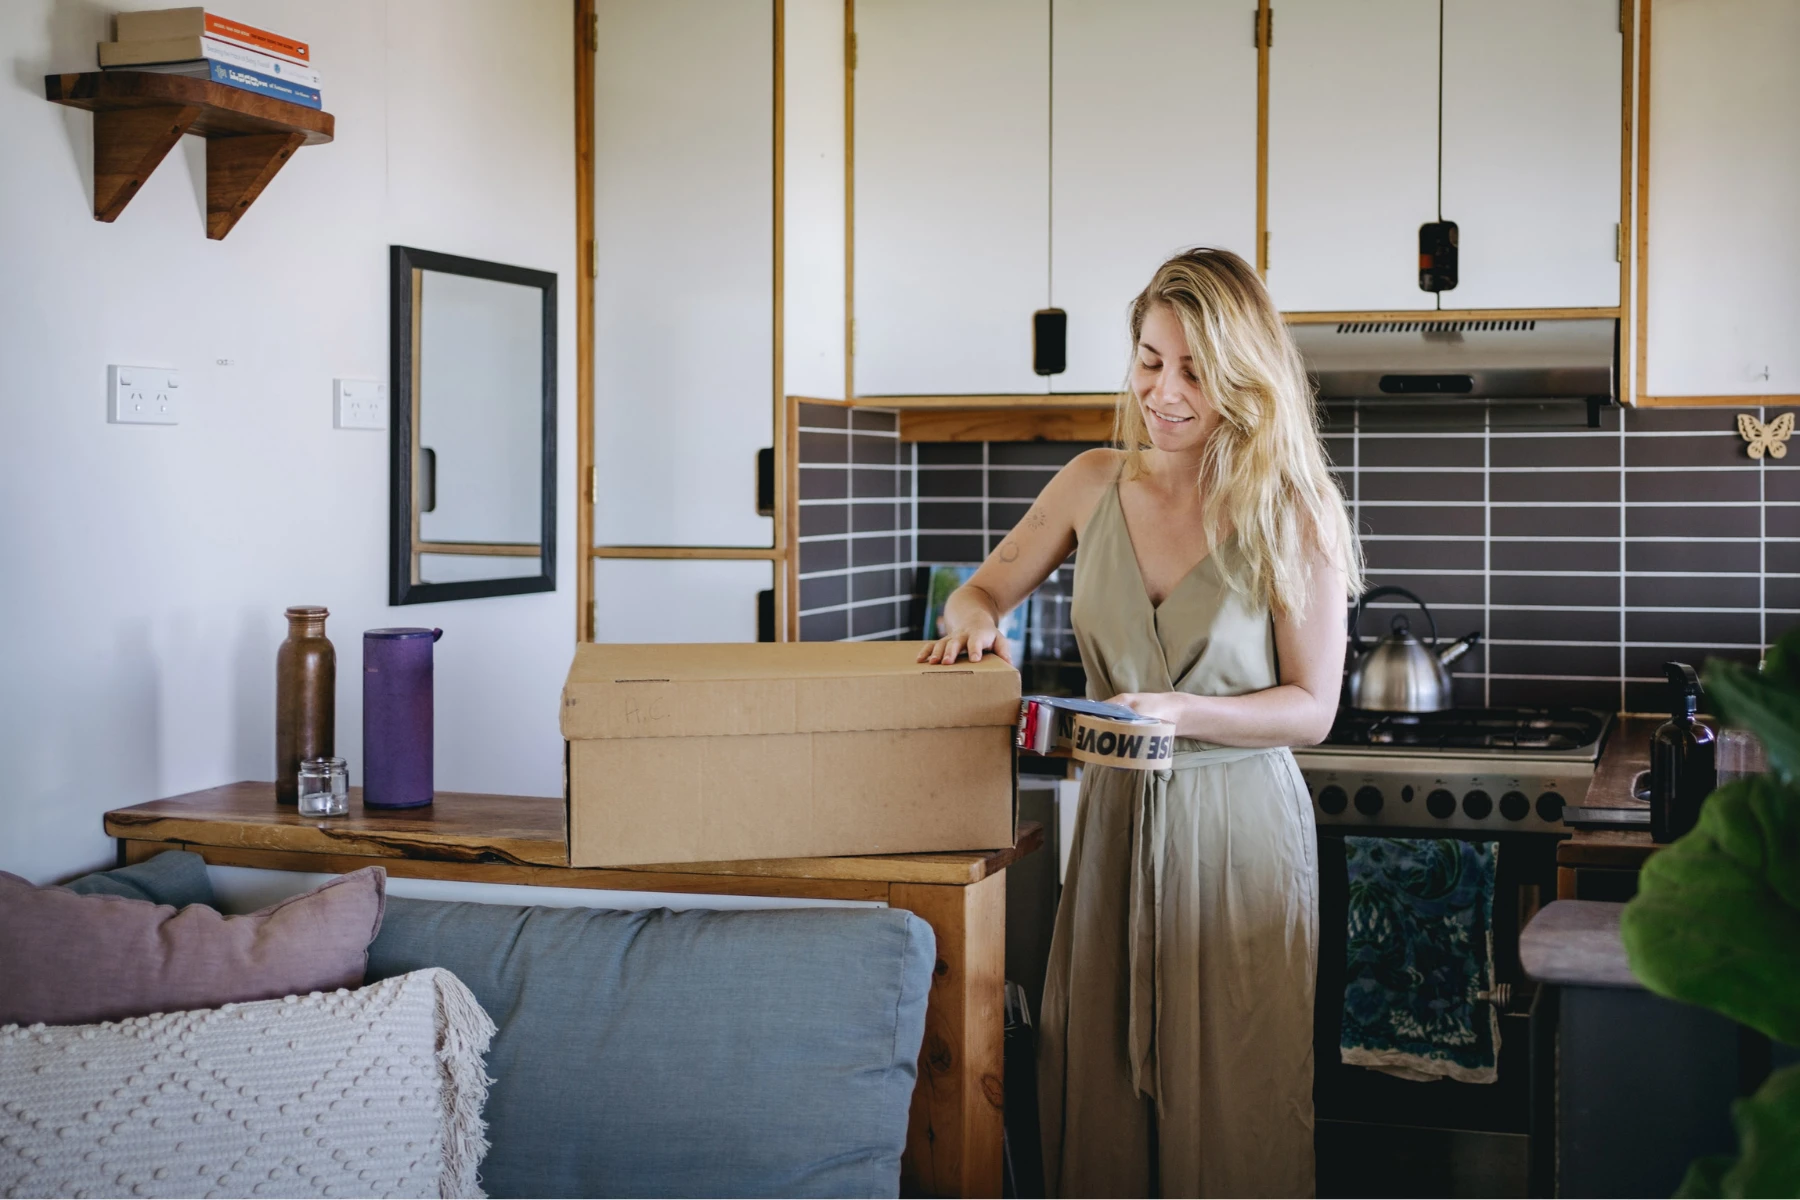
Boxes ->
[1462,790,1493,820]
[1317,785,1348,815]
[1354,786,1383,816]
[1426,789,1457,819]
[1500,791,1530,821]
[1536,791,1566,823]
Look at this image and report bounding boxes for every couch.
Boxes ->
[63,851,936,1199]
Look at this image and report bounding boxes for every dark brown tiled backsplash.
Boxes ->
[794,405,916,643]
[1329,403,1798,713]
[798,401,1797,714]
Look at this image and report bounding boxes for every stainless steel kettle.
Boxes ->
[1345,586,1481,713]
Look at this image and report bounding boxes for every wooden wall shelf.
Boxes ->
[898,406,1112,443]
[790,393,1119,442]
[842,393,1117,410]
[44,70,334,240]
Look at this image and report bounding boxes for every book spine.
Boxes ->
[203,12,310,63]
[199,36,322,88]
[204,61,321,109]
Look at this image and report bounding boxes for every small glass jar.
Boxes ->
[1716,727,1768,789]
[297,757,349,816]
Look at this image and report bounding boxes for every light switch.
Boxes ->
[108,365,179,425]
[334,379,387,430]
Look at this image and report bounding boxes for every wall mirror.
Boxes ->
[390,246,556,604]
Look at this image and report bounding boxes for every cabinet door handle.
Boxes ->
[756,447,775,516]
[1034,309,1068,376]
[1419,221,1459,293]
[420,446,437,513]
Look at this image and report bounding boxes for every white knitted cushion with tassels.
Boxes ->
[0,968,494,1199]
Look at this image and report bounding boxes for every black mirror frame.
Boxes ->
[389,245,557,606]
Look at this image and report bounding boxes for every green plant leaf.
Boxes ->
[1675,1064,1800,1199]
[1620,775,1800,1046]
[1676,1153,1732,1199]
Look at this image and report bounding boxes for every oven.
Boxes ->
[1293,706,1613,1195]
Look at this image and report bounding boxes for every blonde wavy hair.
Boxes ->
[1116,248,1364,617]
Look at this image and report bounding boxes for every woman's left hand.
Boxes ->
[1108,692,1190,729]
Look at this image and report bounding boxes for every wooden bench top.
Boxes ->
[106,781,1043,888]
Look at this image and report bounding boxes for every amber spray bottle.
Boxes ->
[275,606,336,804]
[1649,661,1715,843]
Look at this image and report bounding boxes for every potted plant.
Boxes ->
[1620,631,1800,1197]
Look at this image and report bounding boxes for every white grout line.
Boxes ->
[1328,427,1748,440]
[844,627,914,642]
[1481,639,1766,648]
[1483,407,1492,705]
[1340,464,1762,473]
[981,441,992,558]
[799,596,914,619]
[1360,534,1763,543]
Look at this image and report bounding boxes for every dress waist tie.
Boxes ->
[1123,744,1285,1111]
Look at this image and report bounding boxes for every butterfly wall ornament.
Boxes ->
[1738,412,1794,460]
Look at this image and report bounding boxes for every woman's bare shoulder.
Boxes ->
[1040,447,1122,531]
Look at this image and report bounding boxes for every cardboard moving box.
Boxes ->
[561,641,1021,867]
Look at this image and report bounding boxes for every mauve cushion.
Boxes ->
[0,866,387,1027]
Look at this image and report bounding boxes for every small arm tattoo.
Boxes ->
[999,540,1021,563]
[1023,507,1048,531]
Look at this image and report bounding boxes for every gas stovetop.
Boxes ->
[1320,706,1611,759]
[1293,707,1615,834]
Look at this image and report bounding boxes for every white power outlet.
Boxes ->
[334,379,387,430]
[108,365,179,425]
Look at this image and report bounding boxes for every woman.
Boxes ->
[920,249,1361,1197]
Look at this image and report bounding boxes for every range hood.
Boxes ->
[1290,316,1616,416]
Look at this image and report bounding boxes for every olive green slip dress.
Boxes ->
[1038,477,1319,1198]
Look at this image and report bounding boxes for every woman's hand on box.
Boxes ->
[920,613,1013,665]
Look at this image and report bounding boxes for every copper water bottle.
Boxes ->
[276,606,336,804]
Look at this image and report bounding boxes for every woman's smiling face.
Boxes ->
[1131,303,1216,453]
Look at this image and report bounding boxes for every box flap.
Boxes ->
[560,641,1020,741]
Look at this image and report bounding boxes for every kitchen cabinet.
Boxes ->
[1266,0,1440,313]
[1268,0,1622,314]
[1050,0,1257,393]
[1440,0,1621,310]
[1643,0,1800,398]
[855,0,1255,397]
[592,0,774,547]
[853,0,1049,397]
[592,559,772,642]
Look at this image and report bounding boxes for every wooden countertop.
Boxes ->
[105,781,1043,888]
[1559,715,1658,870]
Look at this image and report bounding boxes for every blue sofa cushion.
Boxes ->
[366,898,934,1199]
[63,849,217,909]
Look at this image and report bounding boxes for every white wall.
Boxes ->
[0,0,577,884]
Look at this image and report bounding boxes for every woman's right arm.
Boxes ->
[919,449,1115,664]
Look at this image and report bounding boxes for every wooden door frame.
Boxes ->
[575,0,794,643]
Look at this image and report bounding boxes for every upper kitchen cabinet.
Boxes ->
[592,0,774,547]
[1051,0,1257,393]
[1266,0,1441,313]
[853,0,1049,397]
[1643,0,1800,399]
[1439,0,1621,310]
[1268,0,1623,314]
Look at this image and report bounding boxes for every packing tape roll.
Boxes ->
[1053,710,1177,770]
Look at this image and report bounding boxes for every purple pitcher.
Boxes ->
[362,627,442,809]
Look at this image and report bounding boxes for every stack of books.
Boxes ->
[97,7,319,110]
